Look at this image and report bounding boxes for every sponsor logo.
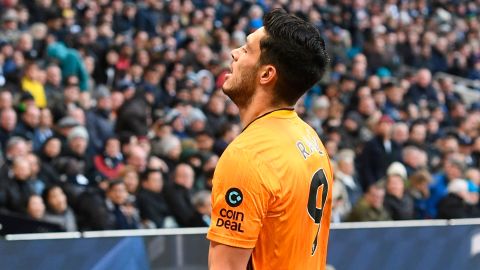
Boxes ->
[225,188,243,207]
[216,208,244,232]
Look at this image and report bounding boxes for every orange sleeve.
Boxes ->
[207,146,269,249]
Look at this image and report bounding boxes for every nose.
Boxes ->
[231,48,240,61]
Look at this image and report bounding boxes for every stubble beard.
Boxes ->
[222,67,257,109]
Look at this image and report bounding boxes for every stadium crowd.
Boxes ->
[0,0,479,232]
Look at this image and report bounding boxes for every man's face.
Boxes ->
[146,172,163,193]
[222,27,265,107]
[366,187,385,209]
[69,137,87,155]
[108,183,128,205]
[23,107,40,128]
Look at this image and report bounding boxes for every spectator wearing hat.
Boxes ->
[357,114,402,191]
[86,85,114,154]
[53,116,79,146]
[53,126,94,202]
[0,9,21,43]
[383,162,415,220]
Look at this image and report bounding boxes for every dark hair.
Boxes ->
[260,9,330,104]
[108,179,125,190]
[140,169,162,183]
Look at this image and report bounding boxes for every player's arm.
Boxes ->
[208,241,252,270]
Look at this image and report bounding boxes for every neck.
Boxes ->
[238,92,292,129]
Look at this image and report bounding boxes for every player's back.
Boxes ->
[208,109,333,270]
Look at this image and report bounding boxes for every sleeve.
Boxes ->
[207,146,270,249]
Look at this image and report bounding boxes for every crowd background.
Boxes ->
[0,0,479,232]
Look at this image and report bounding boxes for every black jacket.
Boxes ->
[357,136,402,191]
[115,94,149,138]
[136,189,171,228]
[383,193,415,220]
[164,183,206,227]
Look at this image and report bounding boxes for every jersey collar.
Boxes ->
[242,108,296,132]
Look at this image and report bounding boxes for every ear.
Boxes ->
[259,65,277,86]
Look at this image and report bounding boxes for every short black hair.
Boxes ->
[108,179,125,190]
[260,9,330,105]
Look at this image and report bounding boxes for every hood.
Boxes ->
[47,42,69,61]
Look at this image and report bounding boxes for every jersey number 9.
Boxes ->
[307,169,329,255]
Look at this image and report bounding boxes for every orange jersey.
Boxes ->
[207,109,334,270]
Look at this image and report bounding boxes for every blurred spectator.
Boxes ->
[383,163,414,220]
[119,165,140,196]
[437,179,480,219]
[192,190,212,226]
[14,105,40,143]
[21,62,46,108]
[114,81,149,138]
[357,115,401,191]
[0,108,17,150]
[26,194,46,221]
[42,185,77,231]
[407,170,433,219]
[46,42,89,92]
[164,163,206,227]
[335,149,362,208]
[427,157,465,218]
[86,86,114,154]
[3,157,34,213]
[93,136,124,181]
[347,182,391,222]
[136,169,170,228]
[401,145,428,177]
[54,126,93,201]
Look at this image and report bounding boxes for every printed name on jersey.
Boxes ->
[296,130,324,160]
[216,208,245,232]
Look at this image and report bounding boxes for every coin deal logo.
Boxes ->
[225,188,243,207]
